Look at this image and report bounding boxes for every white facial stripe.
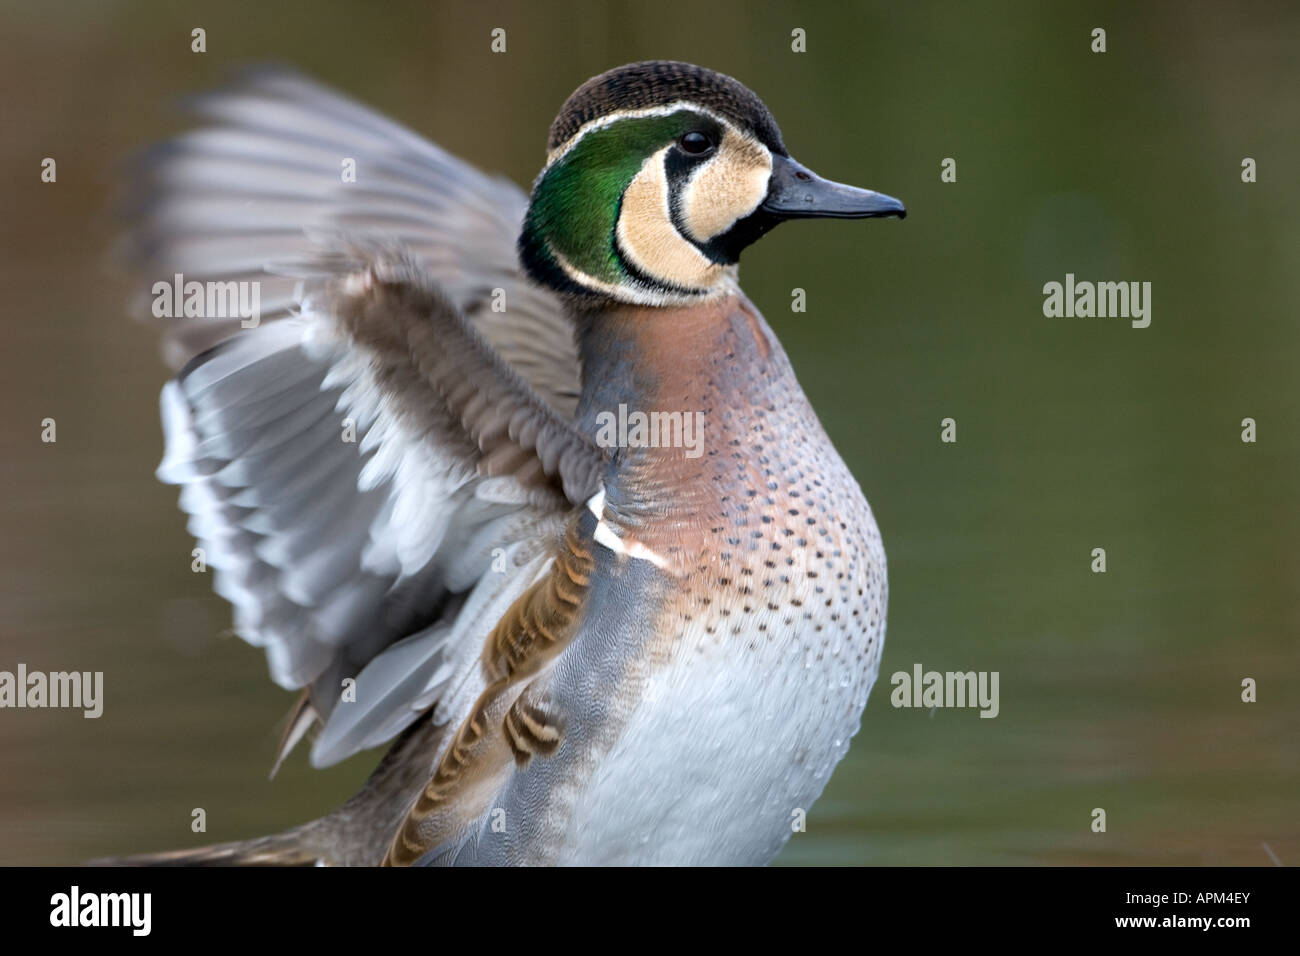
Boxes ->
[680,128,773,242]
[543,103,758,305]
[549,246,718,307]
[615,147,724,293]
[545,101,730,169]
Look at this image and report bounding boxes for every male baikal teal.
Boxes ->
[111,60,905,865]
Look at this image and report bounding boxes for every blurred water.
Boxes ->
[1,0,1296,865]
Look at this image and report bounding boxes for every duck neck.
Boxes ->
[572,292,790,526]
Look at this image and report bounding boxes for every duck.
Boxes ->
[113,60,904,866]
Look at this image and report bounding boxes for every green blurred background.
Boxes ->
[1,0,1296,865]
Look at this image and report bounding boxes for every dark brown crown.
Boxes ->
[547,60,787,155]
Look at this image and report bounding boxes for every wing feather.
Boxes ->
[120,69,595,768]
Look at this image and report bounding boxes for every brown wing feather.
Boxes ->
[316,243,604,506]
[383,515,595,866]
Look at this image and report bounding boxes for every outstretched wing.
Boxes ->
[119,69,599,768]
[120,67,579,412]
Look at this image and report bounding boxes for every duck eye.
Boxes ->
[679,131,714,155]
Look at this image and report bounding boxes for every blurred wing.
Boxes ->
[120,66,579,418]
[121,69,597,768]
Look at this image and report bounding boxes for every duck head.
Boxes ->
[519,60,905,307]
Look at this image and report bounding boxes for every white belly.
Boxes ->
[554,539,886,865]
